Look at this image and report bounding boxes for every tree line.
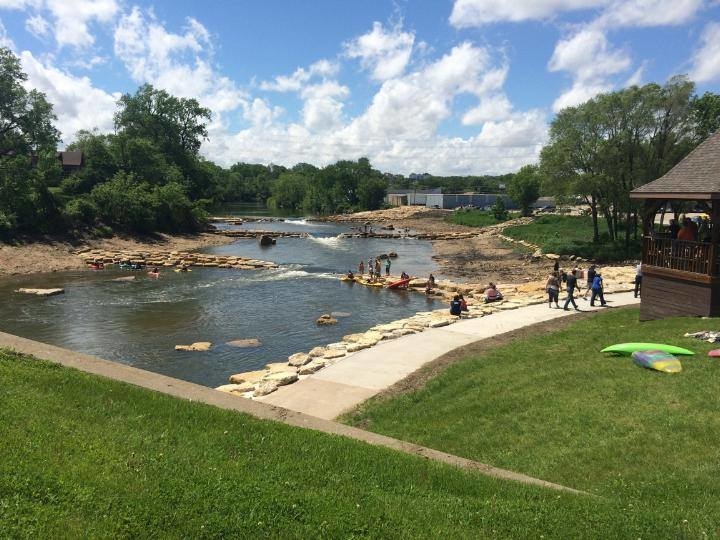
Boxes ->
[1,44,718,240]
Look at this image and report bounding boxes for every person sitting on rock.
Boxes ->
[450,295,462,317]
[459,294,469,315]
[484,282,503,303]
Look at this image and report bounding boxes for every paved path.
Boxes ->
[257,292,641,419]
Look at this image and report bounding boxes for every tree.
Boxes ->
[693,91,720,142]
[0,47,60,157]
[507,165,541,216]
[0,47,61,235]
[491,197,508,221]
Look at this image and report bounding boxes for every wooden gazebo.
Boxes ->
[630,131,720,320]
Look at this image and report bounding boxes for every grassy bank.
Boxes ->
[503,215,641,261]
[445,209,506,228]
[0,349,670,538]
[343,307,720,537]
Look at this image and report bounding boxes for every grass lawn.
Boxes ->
[343,308,720,537]
[503,214,595,246]
[0,349,679,538]
[445,209,506,228]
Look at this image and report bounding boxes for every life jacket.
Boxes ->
[450,300,462,315]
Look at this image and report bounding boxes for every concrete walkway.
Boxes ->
[257,292,641,419]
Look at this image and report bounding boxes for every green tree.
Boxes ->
[507,165,541,217]
[491,197,508,221]
[0,47,61,235]
[693,91,720,142]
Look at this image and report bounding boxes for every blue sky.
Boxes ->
[1,0,719,175]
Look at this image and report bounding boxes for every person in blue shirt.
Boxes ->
[590,272,607,307]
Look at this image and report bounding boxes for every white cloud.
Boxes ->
[113,7,245,113]
[45,0,118,48]
[449,0,606,26]
[597,0,703,28]
[300,80,349,131]
[25,14,49,38]
[19,50,118,142]
[344,21,414,81]
[462,94,512,124]
[689,21,720,83]
[242,98,283,127]
[205,40,546,175]
[549,28,631,111]
[260,59,339,92]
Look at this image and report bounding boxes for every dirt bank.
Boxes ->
[0,233,236,275]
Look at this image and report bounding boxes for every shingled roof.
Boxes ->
[631,130,720,200]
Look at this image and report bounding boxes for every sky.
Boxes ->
[1,0,719,176]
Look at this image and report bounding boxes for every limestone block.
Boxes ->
[254,382,278,397]
[174,342,212,352]
[226,338,262,348]
[229,370,268,384]
[16,288,65,296]
[346,342,372,353]
[299,359,326,375]
[265,362,294,372]
[323,350,346,360]
[216,382,255,395]
[308,346,327,357]
[262,371,299,386]
[288,352,311,367]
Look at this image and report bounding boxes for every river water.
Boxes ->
[0,216,440,388]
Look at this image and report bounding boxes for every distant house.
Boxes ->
[57,151,83,175]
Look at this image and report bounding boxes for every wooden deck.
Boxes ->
[640,236,720,320]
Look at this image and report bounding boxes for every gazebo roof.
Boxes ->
[631,131,720,200]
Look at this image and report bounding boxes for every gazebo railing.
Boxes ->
[643,236,717,276]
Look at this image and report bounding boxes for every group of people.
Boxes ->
[545,263,609,309]
[666,215,710,242]
[357,257,391,280]
[448,282,504,317]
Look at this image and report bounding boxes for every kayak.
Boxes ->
[387,277,411,289]
[601,343,694,356]
[631,350,682,373]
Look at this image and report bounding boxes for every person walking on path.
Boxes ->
[590,272,607,307]
[563,268,581,311]
[583,265,597,300]
[634,263,642,298]
[545,271,561,308]
[385,258,391,276]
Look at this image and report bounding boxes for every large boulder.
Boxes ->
[229,370,268,384]
[216,382,255,395]
[259,235,276,246]
[254,382,278,397]
[316,314,338,325]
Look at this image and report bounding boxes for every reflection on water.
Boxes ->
[0,220,439,388]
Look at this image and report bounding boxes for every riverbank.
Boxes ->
[0,233,236,275]
[323,207,556,283]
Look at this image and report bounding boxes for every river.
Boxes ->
[0,214,440,388]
